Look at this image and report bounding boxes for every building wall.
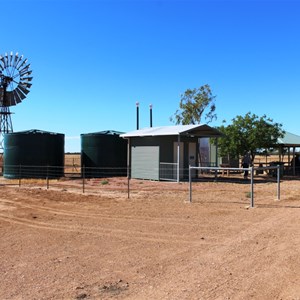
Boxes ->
[130,136,199,181]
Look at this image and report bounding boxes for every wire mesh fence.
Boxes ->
[188,165,281,207]
[0,163,288,205]
[0,164,128,195]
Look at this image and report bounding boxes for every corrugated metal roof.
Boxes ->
[7,129,63,135]
[120,124,223,138]
[277,131,300,146]
[81,130,124,136]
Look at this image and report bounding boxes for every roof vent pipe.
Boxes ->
[136,101,139,130]
[149,104,153,127]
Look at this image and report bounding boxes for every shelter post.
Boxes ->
[127,138,131,179]
[177,135,180,183]
[292,147,296,176]
[127,138,131,198]
[214,137,219,179]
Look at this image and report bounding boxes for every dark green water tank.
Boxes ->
[81,130,127,178]
[4,129,65,179]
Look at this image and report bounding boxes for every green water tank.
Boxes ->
[4,129,65,179]
[81,130,127,178]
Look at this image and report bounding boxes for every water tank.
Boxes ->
[81,130,127,178]
[3,129,65,179]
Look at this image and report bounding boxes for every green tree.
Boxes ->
[216,112,285,161]
[170,84,217,125]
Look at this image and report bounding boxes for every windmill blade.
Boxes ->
[15,54,24,69]
[0,55,5,71]
[4,53,11,69]
[19,63,30,73]
[1,55,6,69]
[14,87,26,102]
[15,86,27,100]
[0,55,5,66]
[20,70,32,78]
[18,70,32,80]
[9,52,14,67]
[20,82,32,89]
[8,91,17,106]
[21,76,33,82]
[17,58,28,70]
[15,55,25,70]
[18,64,31,77]
[13,52,22,69]
[12,90,22,104]
[16,54,23,68]
[17,83,30,95]
[4,53,9,68]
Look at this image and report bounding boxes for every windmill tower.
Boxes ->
[0,52,33,151]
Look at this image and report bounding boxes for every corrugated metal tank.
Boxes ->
[81,130,127,178]
[3,129,65,179]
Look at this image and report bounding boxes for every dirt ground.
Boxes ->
[1,176,300,300]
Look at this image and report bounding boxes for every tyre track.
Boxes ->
[0,211,206,246]
[0,198,203,227]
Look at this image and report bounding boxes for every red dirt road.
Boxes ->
[0,178,300,299]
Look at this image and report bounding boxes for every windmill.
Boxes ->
[0,52,33,150]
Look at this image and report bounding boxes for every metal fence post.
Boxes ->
[127,176,130,199]
[46,165,49,189]
[277,165,280,200]
[82,164,85,193]
[18,165,22,187]
[250,166,254,208]
[189,165,192,203]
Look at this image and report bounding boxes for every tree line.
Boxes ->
[171,84,284,162]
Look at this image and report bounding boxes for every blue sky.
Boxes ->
[2,0,300,152]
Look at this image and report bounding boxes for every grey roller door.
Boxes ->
[131,146,159,180]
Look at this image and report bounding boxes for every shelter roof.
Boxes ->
[277,131,300,147]
[120,124,223,138]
